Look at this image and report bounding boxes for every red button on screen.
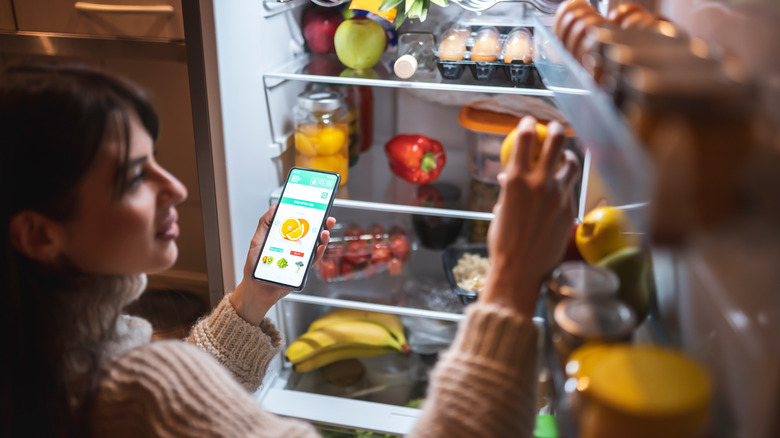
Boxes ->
[290,251,304,257]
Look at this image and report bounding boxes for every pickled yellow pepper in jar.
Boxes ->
[294,91,349,186]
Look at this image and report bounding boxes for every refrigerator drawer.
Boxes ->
[260,386,420,436]
[14,0,184,40]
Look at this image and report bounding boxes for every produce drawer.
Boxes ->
[0,0,14,32]
[13,0,184,40]
[258,297,550,435]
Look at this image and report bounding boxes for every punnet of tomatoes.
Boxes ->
[315,221,413,282]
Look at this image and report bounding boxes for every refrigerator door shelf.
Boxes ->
[532,15,652,223]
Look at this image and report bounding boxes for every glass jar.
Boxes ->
[622,65,755,244]
[546,261,620,304]
[552,297,636,367]
[576,346,712,438]
[293,90,349,186]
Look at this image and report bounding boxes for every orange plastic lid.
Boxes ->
[458,106,576,136]
[458,106,520,135]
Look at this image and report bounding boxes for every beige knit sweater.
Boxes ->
[93,295,538,437]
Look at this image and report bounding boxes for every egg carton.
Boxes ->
[433,26,537,85]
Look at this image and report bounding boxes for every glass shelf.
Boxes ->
[264,53,555,97]
[532,16,652,225]
[272,143,499,221]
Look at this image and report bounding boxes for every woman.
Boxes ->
[1,64,579,437]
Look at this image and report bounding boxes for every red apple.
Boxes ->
[302,7,343,54]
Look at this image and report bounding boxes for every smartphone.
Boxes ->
[252,167,340,291]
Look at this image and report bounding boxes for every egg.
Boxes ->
[607,3,645,25]
[470,26,500,62]
[437,29,467,61]
[566,13,607,58]
[503,29,533,63]
[554,0,594,38]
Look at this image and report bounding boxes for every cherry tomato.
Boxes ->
[389,236,410,260]
[389,225,407,237]
[345,223,364,238]
[327,242,344,261]
[340,261,356,279]
[388,258,404,275]
[370,244,391,264]
[318,259,338,281]
[344,240,369,265]
[369,223,386,239]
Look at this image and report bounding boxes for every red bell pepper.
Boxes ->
[384,134,446,185]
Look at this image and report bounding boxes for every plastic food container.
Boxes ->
[442,243,489,305]
[457,106,520,184]
[315,222,414,282]
[433,24,538,85]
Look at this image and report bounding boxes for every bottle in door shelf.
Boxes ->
[293,90,349,186]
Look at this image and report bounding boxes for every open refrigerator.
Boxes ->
[182,0,780,436]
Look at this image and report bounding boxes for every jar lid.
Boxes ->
[565,342,617,378]
[553,297,636,339]
[585,346,712,419]
[298,91,344,111]
[548,261,619,299]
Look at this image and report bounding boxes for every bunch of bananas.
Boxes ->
[286,309,411,372]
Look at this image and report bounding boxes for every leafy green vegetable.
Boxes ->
[378,0,404,12]
[277,258,288,268]
[391,0,440,28]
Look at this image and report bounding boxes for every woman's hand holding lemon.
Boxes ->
[483,116,581,317]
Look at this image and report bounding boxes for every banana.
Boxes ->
[285,320,403,364]
[293,346,397,373]
[307,309,411,354]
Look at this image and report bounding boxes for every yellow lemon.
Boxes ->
[500,123,548,169]
[294,130,318,157]
[575,206,640,264]
[316,125,348,155]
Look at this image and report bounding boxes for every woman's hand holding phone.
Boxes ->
[231,204,336,326]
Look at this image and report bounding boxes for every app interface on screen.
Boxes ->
[254,169,338,287]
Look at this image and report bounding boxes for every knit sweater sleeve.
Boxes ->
[407,302,539,438]
[93,341,319,438]
[186,294,282,392]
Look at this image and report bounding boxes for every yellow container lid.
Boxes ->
[458,106,577,136]
[458,106,520,135]
[585,346,712,418]
[565,342,619,379]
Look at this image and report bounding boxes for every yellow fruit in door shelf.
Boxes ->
[500,123,548,169]
[575,206,640,264]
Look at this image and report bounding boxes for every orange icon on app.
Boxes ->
[280,218,310,241]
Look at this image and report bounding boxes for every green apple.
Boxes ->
[334,17,386,70]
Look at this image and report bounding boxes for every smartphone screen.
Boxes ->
[252,168,340,290]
